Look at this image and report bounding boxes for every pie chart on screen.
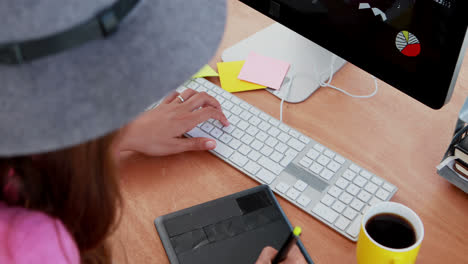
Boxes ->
[395,31,421,57]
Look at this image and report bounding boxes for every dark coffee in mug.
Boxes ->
[365,213,416,249]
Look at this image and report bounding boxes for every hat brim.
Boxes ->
[0,0,226,156]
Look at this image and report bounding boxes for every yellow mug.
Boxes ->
[356,202,424,264]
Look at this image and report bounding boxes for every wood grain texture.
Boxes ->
[110,1,468,263]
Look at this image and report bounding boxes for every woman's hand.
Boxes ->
[115,88,229,157]
[255,246,307,264]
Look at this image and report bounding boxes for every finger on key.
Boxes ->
[187,106,229,129]
[184,92,223,112]
[161,91,180,104]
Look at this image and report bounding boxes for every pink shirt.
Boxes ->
[0,202,79,264]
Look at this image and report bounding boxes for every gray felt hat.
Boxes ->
[0,0,226,156]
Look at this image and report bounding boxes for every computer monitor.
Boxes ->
[223,0,468,109]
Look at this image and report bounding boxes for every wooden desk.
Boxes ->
[111,1,468,263]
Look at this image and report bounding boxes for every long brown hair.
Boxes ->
[0,132,121,264]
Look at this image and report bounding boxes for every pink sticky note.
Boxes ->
[238,52,290,90]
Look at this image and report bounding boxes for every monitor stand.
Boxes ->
[222,23,347,103]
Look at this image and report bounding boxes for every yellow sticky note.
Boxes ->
[217,61,266,93]
[192,64,219,78]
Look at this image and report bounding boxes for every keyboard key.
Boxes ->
[286,188,301,200]
[343,207,358,220]
[249,116,261,126]
[228,115,240,125]
[339,192,353,204]
[248,150,261,161]
[259,121,271,131]
[321,194,335,206]
[201,123,214,133]
[246,126,259,136]
[285,148,298,157]
[275,182,290,194]
[350,164,361,173]
[299,135,310,144]
[239,111,252,121]
[258,156,283,175]
[279,124,290,133]
[270,151,284,163]
[289,129,300,138]
[210,127,222,138]
[222,125,235,133]
[371,176,384,186]
[256,168,276,184]
[360,170,373,179]
[383,183,396,192]
[310,162,324,175]
[256,131,268,142]
[320,169,334,181]
[306,149,320,160]
[260,145,274,156]
[228,139,241,149]
[294,180,308,192]
[324,149,335,158]
[346,215,362,237]
[299,157,313,168]
[268,127,281,137]
[238,145,251,155]
[342,170,356,181]
[327,161,341,172]
[353,176,367,188]
[334,155,346,164]
[369,196,383,206]
[259,112,270,121]
[335,178,349,189]
[265,137,278,148]
[251,140,263,151]
[237,120,249,130]
[249,107,260,115]
[346,184,360,196]
[275,142,288,153]
[241,134,254,145]
[222,101,234,110]
[213,120,223,128]
[232,129,244,139]
[269,118,280,126]
[231,105,242,115]
[364,182,378,194]
[376,189,390,200]
[215,95,225,104]
[313,203,339,224]
[240,102,251,110]
[297,195,311,207]
[245,161,261,175]
[287,138,305,152]
[187,81,199,89]
[219,134,232,144]
[328,186,342,198]
[230,152,248,167]
[350,199,365,212]
[280,155,295,167]
[317,155,331,166]
[278,132,291,143]
[335,216,351,231]
[357,190,372,203]
[314,144,325,152]
[332,200,346,213]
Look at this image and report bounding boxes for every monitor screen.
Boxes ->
[240,0,467,109]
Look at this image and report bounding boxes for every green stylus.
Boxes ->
[272,226,302,264]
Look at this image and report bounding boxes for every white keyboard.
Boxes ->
[166,78,398,241]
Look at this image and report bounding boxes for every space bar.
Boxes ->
[186,127,234,158]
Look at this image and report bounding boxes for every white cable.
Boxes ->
[319,55,378,98]
[279,55,378,122]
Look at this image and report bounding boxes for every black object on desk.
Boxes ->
[154,185,313,264]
